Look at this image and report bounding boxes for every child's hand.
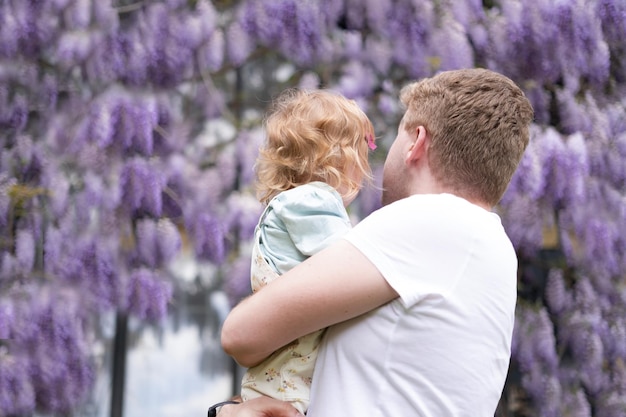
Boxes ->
[218,397,303,417]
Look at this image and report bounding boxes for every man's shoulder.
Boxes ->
[376,193,491,217]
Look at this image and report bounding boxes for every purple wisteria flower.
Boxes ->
[363,37,394,75]
[119,158,165,217]
[386,0,434,78]
[221,251,253,307]
[427,15,474,72]
[126,268,172,321]
[1,288,94,414]
[363,0,393,33]
[335,60,378,99]
[514,307,561,416]
[503,126,546,202]
[0,301,12,339]
[223,192,263,243]
[156,218,182,265]
[545,268,571,315]
[235,128,264,187]
[238,0,327,66]
[498,193,544,255]
[562,388,592,417]
[15,229,35,273]
[189,211,226,264]
[197,29,225,73]
[226,21,254,66]
[0,355,36,415]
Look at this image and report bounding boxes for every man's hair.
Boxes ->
[256,88,375,205]
[400,68,534,206]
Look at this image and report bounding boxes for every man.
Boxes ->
[218,68,534,417]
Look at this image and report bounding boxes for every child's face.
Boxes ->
[338,165,364,207]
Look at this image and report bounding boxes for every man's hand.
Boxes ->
[218,397,303,417]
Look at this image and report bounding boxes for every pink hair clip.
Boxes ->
[366,133,377,150]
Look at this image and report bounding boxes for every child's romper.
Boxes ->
[239,182,353,414]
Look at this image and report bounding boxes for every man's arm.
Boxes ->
[221,239,398,367]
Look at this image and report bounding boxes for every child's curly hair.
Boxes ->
[256,88,375,205]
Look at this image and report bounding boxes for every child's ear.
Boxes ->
[406,126,428,164]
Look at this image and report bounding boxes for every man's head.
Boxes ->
[384,68,534,207]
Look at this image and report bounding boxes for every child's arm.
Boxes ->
[221,238,398,368]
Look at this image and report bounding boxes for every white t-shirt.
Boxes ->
[307,193,517,417]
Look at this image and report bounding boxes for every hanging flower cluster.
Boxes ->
[0,1,249,414]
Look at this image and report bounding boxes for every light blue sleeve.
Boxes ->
[260,183,352,274]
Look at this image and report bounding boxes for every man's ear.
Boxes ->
[406,126,428,164]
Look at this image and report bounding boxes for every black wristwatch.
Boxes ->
[208,400,241,417]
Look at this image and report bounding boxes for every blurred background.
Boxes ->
[1,0,625,416]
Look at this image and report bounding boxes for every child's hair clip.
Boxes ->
[366,133,377,150]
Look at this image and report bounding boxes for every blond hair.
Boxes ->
[256,89,375,205]
[400,68,534,206]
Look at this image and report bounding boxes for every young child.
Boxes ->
[239,88,376,414]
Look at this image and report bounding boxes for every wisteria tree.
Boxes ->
[0,0,624,416]
[0,0,246,414]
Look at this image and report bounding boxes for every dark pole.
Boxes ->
[230,65,244,399]
[110,312,128,417]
